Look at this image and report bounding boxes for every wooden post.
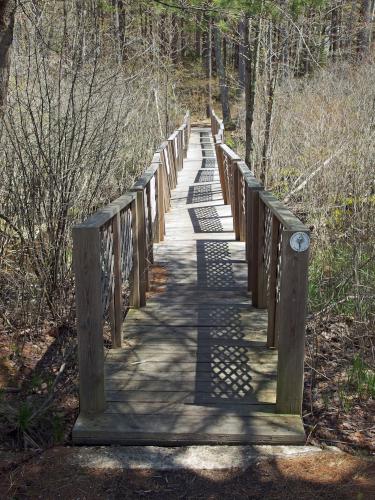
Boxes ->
[137,190,147,306]
[154,169,160,245]
[218,144,229,205]
[215,139,226,205]
[112,212,122,348]
[245,184,263,292]
[276,229,309,414]
[130,197,141,308]
[267,215,279,348]
[167,140,177,189]
[179,130,183,170]
[233,162,240,241]
[146,183,153,270]
[156,167,165,241]
[73,226,105,414]
[183,125,188,158]
[251,194,267,308]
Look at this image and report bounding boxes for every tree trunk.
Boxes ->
[203,14,212,116]
[0,0,16,111]
[214,25,231,125]
[195,13,202,58]
[245,16,261,168]
[238,18,246,91]
[358,0,372,58]
[260,22,277,186]
[330,4,339,62]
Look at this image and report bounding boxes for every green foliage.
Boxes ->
[17,403,33,433]
[30,374,43,389]
[51,413,64,442]
[97,0,115,14]
[348,356,375,399]
[337,383,353,412]
[336,356,375,412]
[272,167,300,198]
[225,136,236,149]
[308,243,375,318]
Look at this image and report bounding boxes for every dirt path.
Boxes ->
[1,447,374,499]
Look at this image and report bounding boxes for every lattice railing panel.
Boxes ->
[120,207,133,283]
[275,226,283,305]
[263,206,273,297]
[100,222,114,319]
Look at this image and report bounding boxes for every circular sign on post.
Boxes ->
[290,232,310,252]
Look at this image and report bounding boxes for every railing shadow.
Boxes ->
[194,169,216,183]
[188,207,224,233]
[190,238,274,407]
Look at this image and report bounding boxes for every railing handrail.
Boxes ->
[73,192,136,230]
[73,111,191,414]
[210,108,309,416]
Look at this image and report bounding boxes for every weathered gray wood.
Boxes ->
[267,215,279,348]
[105,363,277,379]
[259,191,308,232]
[156,167,165,242]
[73,125,307,445]
[253,194,267,308]
[130,198,141,308]
[105,388,276,404]
[233,162,241,241]
[112,212,122,348]
[72,226,105,414]
[104,401,276,416]
[73,412,305,445]
[74,192,136,229]
[134,190,147,305]
[276,229,309,415]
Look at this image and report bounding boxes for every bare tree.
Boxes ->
[0,0,16,110]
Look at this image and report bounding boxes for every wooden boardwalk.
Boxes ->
[73,128,305,444]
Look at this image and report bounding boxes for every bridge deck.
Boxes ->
[73,128,305,445]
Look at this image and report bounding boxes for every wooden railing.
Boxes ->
[73,112,190,414]
[211,110,310,415]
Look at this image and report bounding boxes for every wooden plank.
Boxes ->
[104,359,277,374]
[104,401,276,416]
[73,412,305,445]
[105,378,277,394]
[125,306,268,326]
[104,365,276,381]
[74,192,136,230]
[121,324,267,340]
[106,350,277,364]
[105,389,276,404]
[260,191,308,232]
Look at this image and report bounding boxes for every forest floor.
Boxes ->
[0,255,374,498]
[0,446,374,499]
[1,265,373,454]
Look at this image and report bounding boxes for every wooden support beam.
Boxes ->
[276,229,309,415]
[156,168,165,242]
[112,212,122,348]
[266,215,279,348]
[251,193,267,308]
[233,162,241,241]
[73,226,105,414]
[130,197,142,308]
